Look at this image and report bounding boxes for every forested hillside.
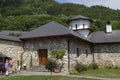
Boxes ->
[0,0,120,31]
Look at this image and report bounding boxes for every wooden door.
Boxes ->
[38,49,48,65]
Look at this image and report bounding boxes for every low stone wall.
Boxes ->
[94,43,120,67]
[94,53,120,67]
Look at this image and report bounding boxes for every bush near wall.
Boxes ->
[50,49,65,61]
[73,63,99,73]
[45,59,57,72]
[70,62,120,74]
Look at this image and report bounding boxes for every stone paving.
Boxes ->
[1,70,120,80]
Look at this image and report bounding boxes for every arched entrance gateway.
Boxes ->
[0,53,10,63]
[0,53,11,73]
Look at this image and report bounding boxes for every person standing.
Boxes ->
[0,62,4,75]
[5,59,9,76]
[16,60,21,73]
[9,58,13,73]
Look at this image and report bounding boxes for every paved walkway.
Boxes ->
[1,70,120,80]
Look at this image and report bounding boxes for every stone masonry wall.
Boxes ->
[23,37,68,71]
[23,37,93,71]
[94,43,120,67]
[69,38,93,68]
[0,39,24,70]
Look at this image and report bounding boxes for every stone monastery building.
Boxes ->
[0,15,120,71]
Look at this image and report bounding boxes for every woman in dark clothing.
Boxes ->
[0,62,5,75]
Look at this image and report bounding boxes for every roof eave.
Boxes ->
[20,33,92,43]
[0,38,21,42]
[20,34,71,40]
[93,41,120,44]
[69,34,92,43]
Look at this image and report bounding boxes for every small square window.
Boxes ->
[77,48,79,57]
[86,49,88,57]
[75,24,77,30]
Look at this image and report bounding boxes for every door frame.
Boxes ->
[38,49,48,66]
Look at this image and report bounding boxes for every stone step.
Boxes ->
[31,66,48,72]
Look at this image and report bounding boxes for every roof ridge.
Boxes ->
[53,22,71,34]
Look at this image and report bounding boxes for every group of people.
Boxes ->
[0,58,13,76]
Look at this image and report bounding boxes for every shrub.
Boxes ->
[105,65,120,69]
[92,63,99,69]
[74,63,99,73]
[69,68,78,74]
[114,66,120,69]
[105,65,113,69]
[75,63,88,73]
[88,63,99,69]
[45,60,57,72]
[50,49,65,60]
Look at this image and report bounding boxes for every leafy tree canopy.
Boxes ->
[0,0,120,31]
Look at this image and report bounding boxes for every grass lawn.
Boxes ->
[0,75,97,80]
[77,68,120,78]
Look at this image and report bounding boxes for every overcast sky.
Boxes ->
[56,0,120,10]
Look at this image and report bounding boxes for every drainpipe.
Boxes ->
[21,40,25,69]
[91,43,95,63]
[92,43,95,63]
[67,39,70,70]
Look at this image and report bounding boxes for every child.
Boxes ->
[16,60,21,73]
[9,58,13,73]
[5,59,9,76]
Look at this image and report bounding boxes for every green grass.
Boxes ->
[77,68,120,78]
[0,75,96,80]
[2,68,120,80]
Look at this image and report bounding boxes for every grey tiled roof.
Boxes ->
[89,30,120,43]
[0,33,21,41]
[0,30,28,42]
[20,21,91,42]
[70,15,90,20]
[69,15,92,22]
[0,30,28,36]
[1,21,120,43]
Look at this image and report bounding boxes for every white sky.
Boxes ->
[56,0,120,10]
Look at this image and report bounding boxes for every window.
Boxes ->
[77,48,79,57]
[86,49,88,57]
[75,24,77,30]
[83,24,85,29]
[71,26,72,29]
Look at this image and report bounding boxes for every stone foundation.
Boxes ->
[93,43,120,67]
[94,53,120,67]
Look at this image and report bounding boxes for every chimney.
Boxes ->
[106,21,112,33]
